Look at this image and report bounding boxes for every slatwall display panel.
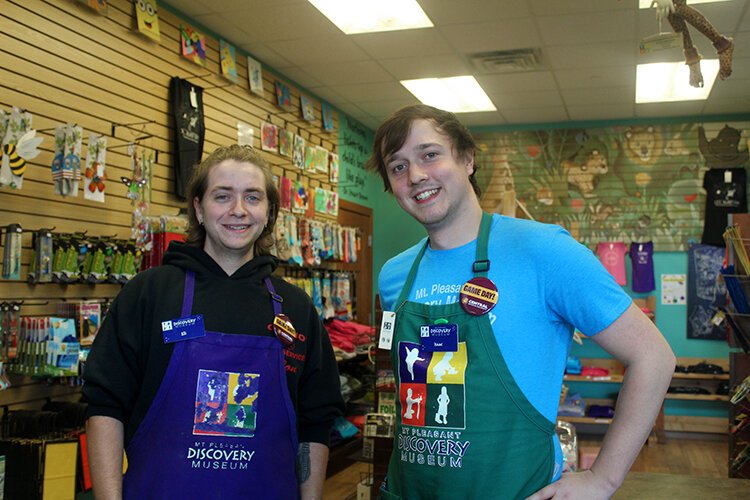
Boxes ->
[474,121,750,251]
[0,0,340,314]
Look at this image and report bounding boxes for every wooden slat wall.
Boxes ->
[0,0,340,318]
[0,0,342,410]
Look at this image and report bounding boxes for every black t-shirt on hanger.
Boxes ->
[169,77,205,200]
[701,167,747,246]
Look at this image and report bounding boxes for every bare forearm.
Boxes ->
[298,441,329,500]
[86,416,125,500]
[592,337,675,492]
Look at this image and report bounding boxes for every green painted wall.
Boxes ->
[338,115,425,311]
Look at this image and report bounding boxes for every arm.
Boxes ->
[298,441,329,500]
[528,303,675,499]
[86,415,125,500]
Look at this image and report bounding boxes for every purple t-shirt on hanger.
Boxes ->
[629,241,655,293]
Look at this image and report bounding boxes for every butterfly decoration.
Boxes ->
[85,162,106,192]
[121,175,148,199]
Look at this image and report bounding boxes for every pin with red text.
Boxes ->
[273,314,298,347]
[459,277,498,315]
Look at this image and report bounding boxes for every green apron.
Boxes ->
[381,212,555,500]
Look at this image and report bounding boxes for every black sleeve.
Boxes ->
[295,303,345,445]
[82,281,146,424]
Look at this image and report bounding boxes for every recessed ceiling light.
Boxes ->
[638,0,734,8]
[307,0,433,35]
[636,60,719,103]
[400,76,497,113]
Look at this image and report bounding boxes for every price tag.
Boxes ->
[378,311,396,350]
[189,87,198,108]
[725,170,733,184]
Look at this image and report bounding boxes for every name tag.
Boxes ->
[161,315,205,343]
[420,324,458,352]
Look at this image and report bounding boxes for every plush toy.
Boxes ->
[652,0,734,87]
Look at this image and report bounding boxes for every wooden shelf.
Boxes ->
[557,416,613,425]
[665,393,729,402]
[672,373,729,381]
[563,374,623,383]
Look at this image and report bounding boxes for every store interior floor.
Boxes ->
[323,435,729,499]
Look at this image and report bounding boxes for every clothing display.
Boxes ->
[595,241,628,286]
[701,167,747,246]
[169,77,205,200]
[83,242,344,493]
[629,241,655,293]
[378,213,632,498]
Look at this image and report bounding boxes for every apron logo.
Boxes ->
[194,369,260,438]
[398,342,467,429]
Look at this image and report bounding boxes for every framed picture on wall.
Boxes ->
[135,0,160,42]
[247,56,264,95]
[301,95,315,121]
[180,24,207,67]
[261,121,278,152]
[220,39,238,83]
[279,129,293,158]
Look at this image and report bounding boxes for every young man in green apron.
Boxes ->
[366,105,675,499]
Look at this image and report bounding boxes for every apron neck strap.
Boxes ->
[181,270,195,317]
[394,211,493,307]
[264,277,283,316]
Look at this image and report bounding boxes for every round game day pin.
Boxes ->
[459,277,498,315]
[273,313,298,346]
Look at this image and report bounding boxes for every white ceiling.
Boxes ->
[164,0,750,130]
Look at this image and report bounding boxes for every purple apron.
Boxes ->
[123,271,299,499]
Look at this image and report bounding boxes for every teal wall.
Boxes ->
[338,115,425,312]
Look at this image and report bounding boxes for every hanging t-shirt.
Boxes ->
[596,241,627,286]
[169,77,205,200]
[629,241,655,293]
[702,168,747,246]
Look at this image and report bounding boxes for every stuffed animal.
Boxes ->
[652,0,734,87]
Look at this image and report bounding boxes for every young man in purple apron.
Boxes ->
[83,145,344,499]
[366,105,675,499]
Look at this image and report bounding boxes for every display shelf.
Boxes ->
[671,373,729,381]
[563,374,624,383]
[557,416,613,425]
[664,393,729,402]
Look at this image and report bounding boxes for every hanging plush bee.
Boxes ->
[2,129,43,179]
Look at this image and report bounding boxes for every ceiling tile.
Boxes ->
[163,0,214,16]
[273,35,369,65]
[537,10,635,45]
[356,99,421,117]
[476,71,558,92]
[238,43,295,70]
[528,0,633,16]
[329,82,413,102]
[491,90,564,110]
[276,66,325,89]
[555,66,636,89]
[352,29,454,59]
[222,3,339,43]
[562,86,635,106]
[459,111,508,127]
[298,61,393,86]
[439,18,542,53]
[567,103,636,121]
[702,96,750,114]
[545,41,636,70]
[501,106,569,124]
[635,101,707,118]
[378,55,472,80]
[420,0,531,25]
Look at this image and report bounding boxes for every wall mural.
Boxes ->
[474,121,750,251]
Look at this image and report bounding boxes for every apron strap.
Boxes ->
[472,211,493,277]
[181,270,195,317]
[264,277,284,317]
[394,212,494,308]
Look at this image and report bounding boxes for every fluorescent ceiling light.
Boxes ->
[308,0,433,34]
[639,0,734,8]
[636,60,719,103]
[401,76,497,113]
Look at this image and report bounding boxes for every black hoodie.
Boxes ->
[83,242,344,446]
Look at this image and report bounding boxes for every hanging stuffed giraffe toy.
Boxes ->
[651,0,734,88]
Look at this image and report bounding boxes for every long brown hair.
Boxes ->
[185,144,280,257]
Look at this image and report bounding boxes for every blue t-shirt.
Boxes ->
[379,215,632,478]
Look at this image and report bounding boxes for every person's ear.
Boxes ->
[465,153,475,176]
[193,197,203,225]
